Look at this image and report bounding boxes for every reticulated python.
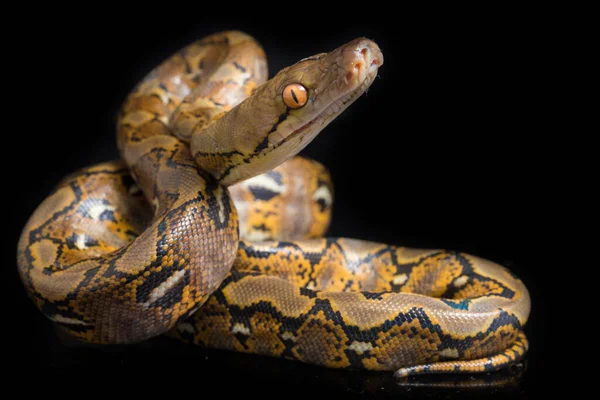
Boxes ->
[17,31,530,377]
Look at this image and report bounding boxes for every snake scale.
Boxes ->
[17,31,530,377]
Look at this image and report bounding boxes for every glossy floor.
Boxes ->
[14,319,541,399]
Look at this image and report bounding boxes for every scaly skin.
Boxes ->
[17,31,530,376]
[17,32,380,344]
[229,157,334,241]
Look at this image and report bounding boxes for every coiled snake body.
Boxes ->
[17,31,530,377]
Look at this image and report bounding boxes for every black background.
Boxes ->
[6,7,555,398]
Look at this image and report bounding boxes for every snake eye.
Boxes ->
[283,83,308,109]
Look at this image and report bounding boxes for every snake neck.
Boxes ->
[116,31,267,214]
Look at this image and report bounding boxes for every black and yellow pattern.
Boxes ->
[229,157,333,242]
[17,31,530,377]
[172,239,529,377]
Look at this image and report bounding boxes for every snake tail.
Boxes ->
[394,332,529,377]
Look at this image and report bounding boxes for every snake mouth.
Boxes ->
[280,61,381,149]
[256,39,383,155]
[281,40,383,147]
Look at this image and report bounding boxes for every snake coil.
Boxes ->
[17,31,530,377]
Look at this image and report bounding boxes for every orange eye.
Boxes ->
[282,84,308,109]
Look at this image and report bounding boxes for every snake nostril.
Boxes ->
[346,71,354,83]
[354,62,363,74]
[344,47,371,84]
[346,62,363,84]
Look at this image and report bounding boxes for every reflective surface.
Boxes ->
[42,325,531,397]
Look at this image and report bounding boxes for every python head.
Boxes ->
[191,37,383,186]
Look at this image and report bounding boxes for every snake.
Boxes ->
[17,31,530,377]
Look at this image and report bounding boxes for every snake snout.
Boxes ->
[343,38,383,86]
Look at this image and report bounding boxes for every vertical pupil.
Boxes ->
[291,89,299,104]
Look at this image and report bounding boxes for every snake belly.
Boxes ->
[16,31,530,376]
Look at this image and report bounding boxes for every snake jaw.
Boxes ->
[276,39,384,147]
[278,39,383,147]
[259,43,383,177]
